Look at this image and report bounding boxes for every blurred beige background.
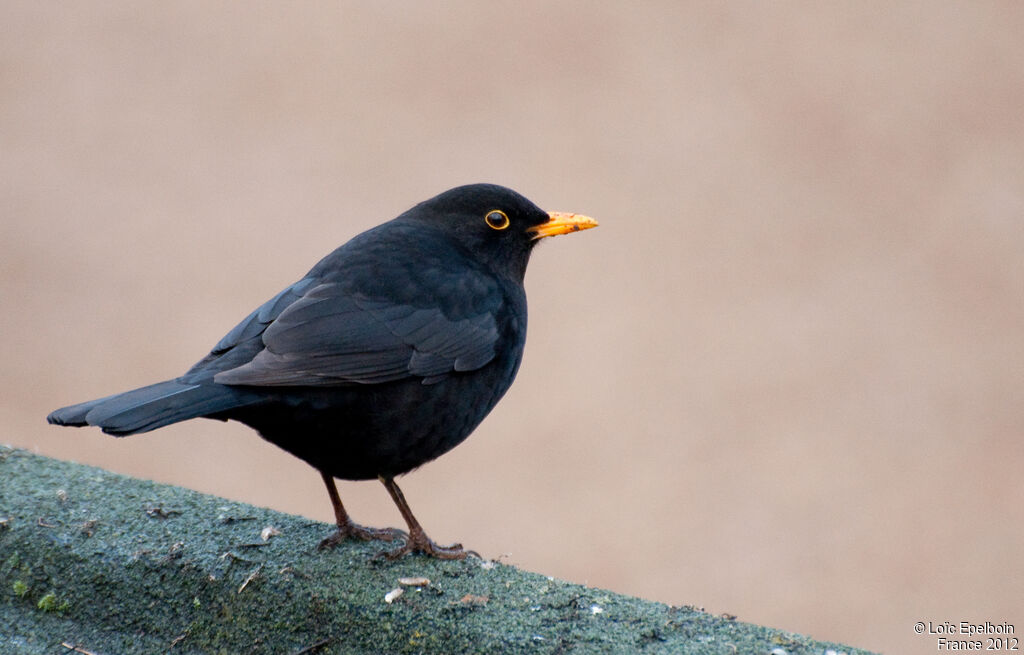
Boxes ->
[3,2,1022,652]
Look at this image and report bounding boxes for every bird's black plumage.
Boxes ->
[47,183,597,558]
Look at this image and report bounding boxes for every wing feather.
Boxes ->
[213,275,502,386]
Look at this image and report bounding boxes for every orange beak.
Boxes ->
[529,212,599,240]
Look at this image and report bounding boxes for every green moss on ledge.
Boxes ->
[0,446,873,654]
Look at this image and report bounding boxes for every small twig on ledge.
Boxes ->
[145,506,182,519]
[238,563,264,594]
[291,638,332,654]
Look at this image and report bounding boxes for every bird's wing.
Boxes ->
[210,271,502,387]
[180,276,319,381]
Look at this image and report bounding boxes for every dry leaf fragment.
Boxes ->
[459,594,489,605]
[260,526,281,541]
[398,576,430,587]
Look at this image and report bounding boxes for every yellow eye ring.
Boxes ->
[484,210,510,230]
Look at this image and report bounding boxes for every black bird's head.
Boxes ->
[404,184,598,281]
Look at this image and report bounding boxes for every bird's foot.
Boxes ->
[383,527,479,560]
[318,521,406,550]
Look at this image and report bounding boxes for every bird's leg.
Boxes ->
[317,471,405,549]
[378,476,477,560]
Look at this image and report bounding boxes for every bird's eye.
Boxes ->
[484,210,510,231]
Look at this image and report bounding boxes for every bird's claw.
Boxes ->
[318,522,406,550]
[381,529,479,560]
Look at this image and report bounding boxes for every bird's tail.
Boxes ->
[47,379,260,436]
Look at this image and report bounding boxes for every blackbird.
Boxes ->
[47,183,597,559]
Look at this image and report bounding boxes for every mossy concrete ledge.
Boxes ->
[0,446,874,655]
